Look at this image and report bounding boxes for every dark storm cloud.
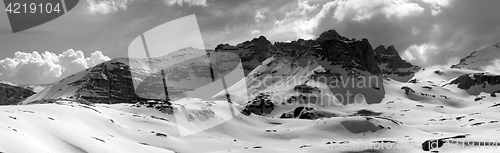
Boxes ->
[195,0,295,47]
[304,0,500,67]
[100,0,500,68]
[199,0,500,67]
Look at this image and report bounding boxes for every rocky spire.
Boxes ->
[353,38,382,74]
[375,45,399,56]
[316,29,349,42]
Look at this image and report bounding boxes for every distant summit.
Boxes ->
[451,43,500,71]
[21,29,421,105]
[375,45,421,81]
[217,29,420,81]
[316,29,351,42]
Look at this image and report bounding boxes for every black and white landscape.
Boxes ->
[1,0,500,153]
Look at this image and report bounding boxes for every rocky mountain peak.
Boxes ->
[316,29,350,42]
[66,59,143,104]
[215,29,419,80]
[375,45,399,56]
[256,35,269,42]
[214,35,278,75]
[451,43,500,70]
[386,45,399,55]
[353,38,382,74]
[373,44,420,82]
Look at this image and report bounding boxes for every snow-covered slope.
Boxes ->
[4,74,500,152]
[451,43,500,74]
[5,30,500,153]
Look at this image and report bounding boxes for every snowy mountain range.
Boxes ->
[19,30,421,105]
[1,30,500,153]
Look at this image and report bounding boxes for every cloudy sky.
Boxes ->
[0,0,500,84]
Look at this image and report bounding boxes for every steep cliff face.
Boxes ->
[445,73,500,95]
[215,36,278,75]
[217,29,418,79]
[68,59,143,104]
[0,81,35,105]
[316,29,351,42]
[374,45,421,82]
[353,38,382,74]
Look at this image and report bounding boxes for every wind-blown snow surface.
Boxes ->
[2,66,500,153]
[4,43,500,152]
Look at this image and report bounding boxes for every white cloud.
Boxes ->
[266,0,427,40]
[162,0,207,6]
[404,43,439,63]
[268,1,337,40]
[251,30,261,35]
[255,8,269,23]
[402,51,416,61]
[297,0,318,15]
[87,0,207,14]
[0,50,111,84]
[421,0,451,15]
[292,1,337,39]
[87,51,111,67]
[482,59,500,75]
[332,0,425,22]
[87,0,129,14]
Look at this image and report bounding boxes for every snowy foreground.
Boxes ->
[2,68,500,153]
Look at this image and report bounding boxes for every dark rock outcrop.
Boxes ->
[216,29,418,78]
[447,73,500,95]
[0,82,35,105]
[215,29,417,107]
[354,39,382,74]
[375,45,418,70]
[242,93,275,116]
[215,36,278,75]
[316,29,350,42]
[310,35,382,75]
[69,59,147,104]
[279,106,336,120]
